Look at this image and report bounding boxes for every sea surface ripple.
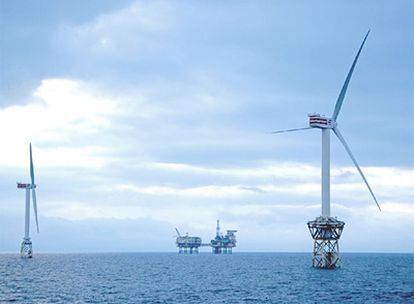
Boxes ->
[1,253,413,303]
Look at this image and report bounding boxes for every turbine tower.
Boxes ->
[272,31,381,268]
[17,143,39,258]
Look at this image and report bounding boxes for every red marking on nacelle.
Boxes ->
[310,119,328,124]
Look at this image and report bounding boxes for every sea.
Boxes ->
[0,253,413,303]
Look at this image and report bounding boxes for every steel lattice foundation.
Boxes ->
[20,238,33,259]
[307,217,345,269]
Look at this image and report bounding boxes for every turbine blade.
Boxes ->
[32,189,40,233]
[271,127,313,134]
[332,30,370,121]
[30,143,35,185]
[333,127,381,211]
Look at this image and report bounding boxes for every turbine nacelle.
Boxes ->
[17,182,36,189]
[308,113,337,129]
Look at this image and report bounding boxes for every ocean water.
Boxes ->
[0,253,413,303]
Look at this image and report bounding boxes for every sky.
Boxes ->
[0,0,413,253]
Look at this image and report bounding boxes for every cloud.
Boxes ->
[0,78,118,168]
[65,0,174,55]
[0,72,253,174]
[1,0,412,252]
[116,183,254,198]
[144,161,321,181]
[31,159,413,225]
[1,77,412,246]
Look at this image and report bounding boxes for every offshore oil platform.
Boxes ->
[175,220,237,254]
[211,220,237,254]
[175,228,202,254]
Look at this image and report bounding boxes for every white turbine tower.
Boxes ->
[272,31,381,268]
[17,143,39,258]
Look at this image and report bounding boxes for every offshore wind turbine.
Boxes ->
[272,31,381,268]
[17,143,39,258]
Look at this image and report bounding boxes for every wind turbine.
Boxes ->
[272,31,381,268]
[17,143,39,258]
